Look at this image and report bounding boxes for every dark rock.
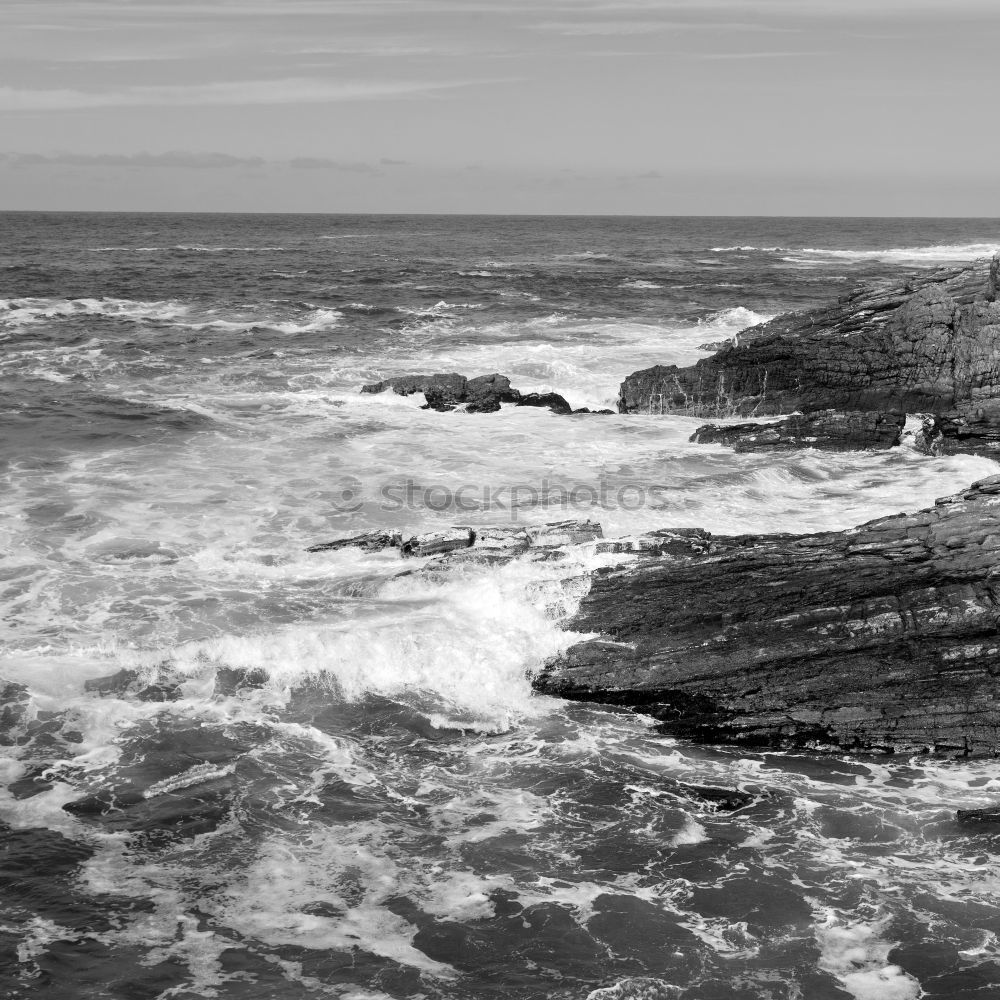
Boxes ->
[619,254,1000,455]
[464,373,520,413]
[83,668,181,703]
[360,371,577,415]
[956,804,1000,823]
[692,410,905,452]
[516,391,574,415]
[306,529,402,554]
[675,782,755,812]
[0,679,30,745]
[534,474,1000,757]
[361,373,467,412]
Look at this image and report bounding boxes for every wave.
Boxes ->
[700,305,771,331]
[709,245,787,252]
[0,296,191,327]
[793,242,999,263]
[711,243,998,263]
[398,300,485,319]
[88,245,287,253]
[102,554,592,732]
[0,297,342,337]
[189,307,343,336]
[621,279,663,290]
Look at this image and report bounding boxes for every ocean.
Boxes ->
[2,212,1000,1000]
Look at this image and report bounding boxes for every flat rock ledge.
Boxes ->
[361,372,612,415]
[692,410,906,453]
[620,253,1000,455]
[307,519,604,559]
[533,474,1000,758]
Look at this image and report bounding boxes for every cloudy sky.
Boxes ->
[0,0,997,214]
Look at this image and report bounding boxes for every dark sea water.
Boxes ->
[2,213,1000,1000]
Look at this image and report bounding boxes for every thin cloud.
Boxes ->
[0,77,496,111]
[532,18,800,36]
[534,20,681,35]
[288,157,379,172]
[694,50,824,59]
[0,151,415,172]
[0,151,266,168]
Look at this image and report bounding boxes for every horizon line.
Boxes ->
[1,208,999,221]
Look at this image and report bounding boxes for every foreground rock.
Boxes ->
[620,254,1000,454]
[534,475,1000,757]
[361,372,612,415]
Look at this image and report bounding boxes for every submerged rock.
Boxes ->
[361,371,580,415]
[534,475,1000,758]
[619,254,1000,455]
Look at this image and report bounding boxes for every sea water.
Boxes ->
[2,213,1000,999]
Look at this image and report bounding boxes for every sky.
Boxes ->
[0,0,997,215]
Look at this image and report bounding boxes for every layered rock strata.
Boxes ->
[692,410,906,452]
[533,475,1000,757]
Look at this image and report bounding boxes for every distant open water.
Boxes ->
[2,213,1000,1000]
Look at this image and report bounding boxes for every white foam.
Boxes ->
[814,908,921,1000]
[94,553,596,733]
[711,242,998,264]
[586,979,682,1000]
[668,815,708,846]
[793,242,998,264]
[709,245,787,252]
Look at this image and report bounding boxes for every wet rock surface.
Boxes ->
[308,519,603,562]
[534,475,1000,758]
[362,372,577,415]
[692,410,906,452]
[620,254,1000,455]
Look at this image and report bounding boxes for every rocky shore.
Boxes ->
[621,253,1000,455]
[346,255,1000,759]
[534,475,1000,757]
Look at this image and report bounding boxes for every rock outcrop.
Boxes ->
[361,372,599,415]
[533,475,1000,757]
[619,255,1000,455]
[308,520,603,560]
